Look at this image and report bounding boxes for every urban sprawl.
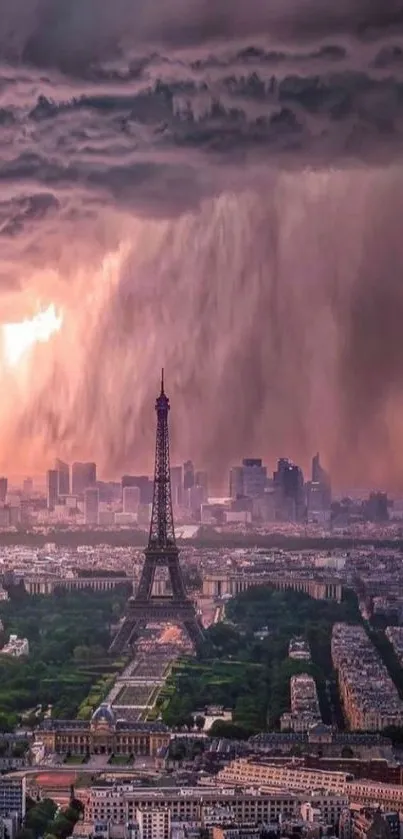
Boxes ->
[0,384,403,839]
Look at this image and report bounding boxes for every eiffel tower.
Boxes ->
[109,371,204,654]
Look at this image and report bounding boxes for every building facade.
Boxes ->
[23,575,131,596]
[136,807,170,839]
[37,704,169,757]
[72,462,97,496]
[84,488,99,526]
[55,460,70,497]
[217,758,351,795]
[84,785,300,826]
[47,470,58,511]
[0,778,26,820]
[203,572,342,601]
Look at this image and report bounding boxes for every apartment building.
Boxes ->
[348,781,403,810]
[216,758,351,795]
[351,807,400,839]
[0,778,26,821]
[84,785,299,826]
[136,807,170,839]
[281,673,322,733]
[331,623,403,731]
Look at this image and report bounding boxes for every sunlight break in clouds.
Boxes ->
[2,305,63,368]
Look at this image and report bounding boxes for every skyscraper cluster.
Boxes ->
[41,456,208,527]
[170,461,208,516]
[228,453,331,524]
[46,458,99,524]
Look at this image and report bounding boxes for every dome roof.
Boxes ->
[91,703,116,725]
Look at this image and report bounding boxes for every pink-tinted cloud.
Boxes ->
[0,0,403,491]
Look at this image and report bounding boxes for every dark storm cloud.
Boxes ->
[1,0,402,72]
[0,0,402,213]
[1,0,403,490]
[0,192,59,236]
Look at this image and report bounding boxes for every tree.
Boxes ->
[89,645,105,660]
[12,741,29,758]
[169,741,186,762]
[0,712,16,732]
[62,805,81,823]
[73,646,91,662]
[15,829,35,839]
[52,815,76,839]
[383,725,403,745]
[195,715,205,731]
[209,720,251,739]
[25,796,58,837]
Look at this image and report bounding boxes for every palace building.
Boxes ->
[36,704,170,758]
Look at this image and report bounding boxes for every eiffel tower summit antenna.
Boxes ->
[109,372,204,653]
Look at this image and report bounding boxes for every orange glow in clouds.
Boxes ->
[2,304,63,367]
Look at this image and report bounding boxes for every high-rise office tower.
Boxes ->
[309,452,331,512]
[121,475,153,505]
[365,491,389,523]
[195,470,209,495]
[229,466,244,499]
[274,458,305,522]
[47,470,58,510]
[312,452,330,489]
[183,460,195,491]
[186,484,207,518]
[72,462,96,496]
[229,460,267,499]
[123,486,140,515]
[84,487,99,525]
[241,458,267,497]
[96,481,121,503]
[55,459,70,497]
[170,466,183,506]
[312,452,321,483]
[0,478,8,504]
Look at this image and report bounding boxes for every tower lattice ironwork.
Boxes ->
[109,371,204,654]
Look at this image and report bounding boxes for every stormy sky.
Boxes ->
[1,0,403,490]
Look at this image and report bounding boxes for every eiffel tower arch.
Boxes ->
[109,371,204,654]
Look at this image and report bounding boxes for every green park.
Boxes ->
[0,581,131,728]
[2,578,403,744]
[159,585,360,735]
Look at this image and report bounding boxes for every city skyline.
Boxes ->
[0,451,392,498]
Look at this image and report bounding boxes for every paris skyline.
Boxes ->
[1,1,403,491]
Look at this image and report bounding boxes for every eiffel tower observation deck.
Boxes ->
[109,371,204,654]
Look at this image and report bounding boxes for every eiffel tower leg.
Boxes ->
[109,617,144,654]
[137,555,157,600]
[126,620,145,648]
[167,555,187,600]
[182,617,205,652]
